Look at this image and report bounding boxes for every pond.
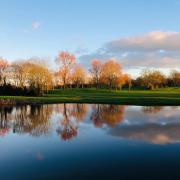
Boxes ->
[0,104,180,180]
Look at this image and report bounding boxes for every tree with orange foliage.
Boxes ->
[25,60,53,95]
[56,51,76,89]
[71,64,86,88]
[117,74,126,90]
[101,59,122,90]
[90,59,102,89]
[0,57,9,85]
[124,74,132,91]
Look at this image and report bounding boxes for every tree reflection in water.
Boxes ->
[56,103,88,141]
[0,105,53,137]
[142,106,164,114]
[0,104,126,139]
[0,106,13,136]
[0,104,179,145]
[13,105,53,136]
[91,104,125,127]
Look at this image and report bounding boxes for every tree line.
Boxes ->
[0,51,180,96]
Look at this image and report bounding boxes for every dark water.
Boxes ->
[0,104,180,180]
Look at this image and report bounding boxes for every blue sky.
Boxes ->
[0,0,180,74]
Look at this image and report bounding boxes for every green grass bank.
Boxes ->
[0,87,180,106]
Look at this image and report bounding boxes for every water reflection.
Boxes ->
[108,106,180,144]
[55,104,89,140]
[56,104,77,141]
[13,105,53,136]
[142,106,164,114]
[109,124,180,144]
[91,104,125,127]
[0,104,179,144]
[0,106,13,136]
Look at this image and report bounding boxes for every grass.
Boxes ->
[0,87,180,106]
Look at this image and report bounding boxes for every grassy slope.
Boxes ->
[0,87,180,105]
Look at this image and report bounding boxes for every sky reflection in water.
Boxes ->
[0,104,180,180]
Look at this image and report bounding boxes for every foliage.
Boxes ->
[140,69,166,90]
[0,84,37,96]
[0,53,179,97]
[0,57,9,85]
[71,64,86,88]
[56,51,76,88]
[89,59,103,89]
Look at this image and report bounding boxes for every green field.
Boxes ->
[0,87,180,106]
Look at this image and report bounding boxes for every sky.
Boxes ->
[0,0,180,76]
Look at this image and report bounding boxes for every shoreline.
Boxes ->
[0,97,180,107]
[0,88,180,106]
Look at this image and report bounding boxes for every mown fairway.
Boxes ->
[0,87,180,105]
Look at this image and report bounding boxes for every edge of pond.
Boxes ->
[0,96,180,106]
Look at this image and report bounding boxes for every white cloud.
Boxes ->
[105,31,180,52]
[79,31,180,71]
[32,21,41,30]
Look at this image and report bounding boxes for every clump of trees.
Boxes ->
[0,57,53,96]
[134,69,180,90]
[55,52,131,91]
[89,59,131,90]
[25,61,53,95]
[0,50,179,96]
[139,69,166,90]
[169,70,180,87]
[0,51,131,96]
[101,60,123,90]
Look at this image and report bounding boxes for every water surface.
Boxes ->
[0,104,180,180]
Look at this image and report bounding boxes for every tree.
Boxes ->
[11,61,29,88]
[116,74,132,91]
[101,59,122,90]
[26,60,53,96]
[140,69,166,90]
[56,51,76,88]
[170,70,180,86]
[71,65,86,88]
[90,59,103,89]
[124,74,132,91]
[0,57,9,85]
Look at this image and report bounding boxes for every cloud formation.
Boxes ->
[79,31,180,70]
[32,21,41,30]
[105,31,180,52]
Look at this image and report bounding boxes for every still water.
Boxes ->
[0,104,180,180]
